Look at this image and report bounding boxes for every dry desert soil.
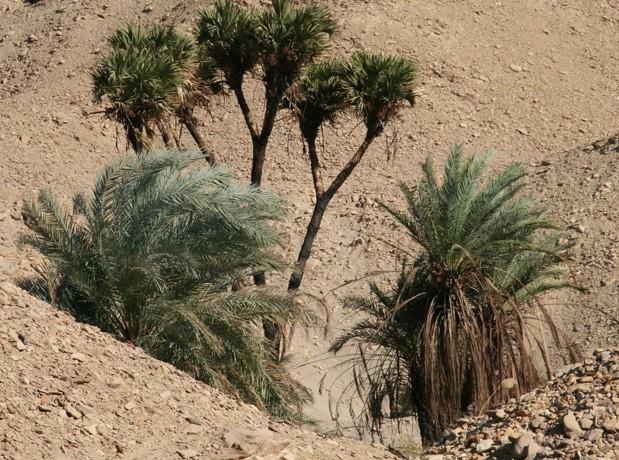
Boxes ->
[0,0,618,458]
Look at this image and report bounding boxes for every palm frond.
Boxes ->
[332,146,574,443]
[20,150,313,422]
[342,52,418,132]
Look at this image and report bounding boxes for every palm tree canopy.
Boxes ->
[341,52,417,132]
[331,145,572,441]
[286,59,348,139]
[92,24,195,129]
[195,0,260,85]
[257,0,337,91]
[20,150,316,422]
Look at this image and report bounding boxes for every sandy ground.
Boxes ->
[0,0,618,452]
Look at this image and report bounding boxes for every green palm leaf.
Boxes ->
[332,146,574,442]
[19,149,315,422]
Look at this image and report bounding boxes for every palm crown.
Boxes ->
[331,146,572,442]
[92,24,194,151]
[195,0,260,87]
[257,0,336,93]
[20,150,316,421]
[341,52,417,133]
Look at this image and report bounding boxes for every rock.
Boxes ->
[185,416,202,425]
[475,439,493,453]
[279,451,295,460]
[562,411,582,438]
[107,377,123,389]
[509,64,523,72]
[37,404,53,413]
[70,352,87,362]
[601,419,618,433]
[580,416,594,430]
[64,404,82,419]
[587,429,604,442]
[124,401,136,411]
[512,432,541,460]
[85,424,98,436]
[529,416,545,429]
[176,449,199,459]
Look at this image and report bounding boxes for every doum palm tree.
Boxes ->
[330,146,575,442]
[93,24,218,162]
[19,150,316,421]
[196,0,336,187]
[287,52,418,293]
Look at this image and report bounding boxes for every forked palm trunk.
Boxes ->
[288,129,379,292]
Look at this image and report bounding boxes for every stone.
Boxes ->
[580,416,594,430]
[587,429,604,442]
[64,404,82,419]
[70,352,87,362]
[37,404,53,413]
[602,419,618,433]
[85,424,98,436]
[509,64,523,72]
[176,449,199,459]
[562,411,582,438]
[124,401,136,411]
[530,416,545,429]
[107,377,123,389]
[512,432,541,460]
[279,451,295,460]
[475,438,493,453]
[185,416,202,425]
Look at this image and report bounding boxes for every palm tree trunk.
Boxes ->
[126,117,147,153]
[250,92,282,186]
[288,128,380,292]
[288,196,329,291]
[179,108,216,164]
[158,121,174,148]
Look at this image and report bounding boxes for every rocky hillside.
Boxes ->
[0,281,400,460]
[423,349,619,459]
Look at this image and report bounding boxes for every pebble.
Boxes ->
[185,416,202,425]
[70,352,87,362]
[562,411,582,438]
[422,350,619,459]
[176,449,199,459]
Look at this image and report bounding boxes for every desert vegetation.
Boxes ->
[18,0,575,449]
[330,146,574,442]
[20,150,316,422]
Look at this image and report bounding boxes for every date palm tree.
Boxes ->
[330,146,574,442]
[19,150,316,421]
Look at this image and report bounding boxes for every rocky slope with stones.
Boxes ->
[0,281,400,460]
[422,350,619,460]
